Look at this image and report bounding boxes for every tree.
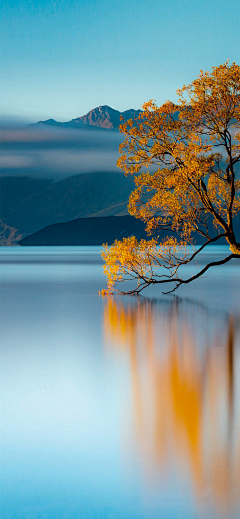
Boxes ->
[101,62,240,294]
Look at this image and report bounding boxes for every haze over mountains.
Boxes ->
[1,106,142,182]
[1,105,144,244]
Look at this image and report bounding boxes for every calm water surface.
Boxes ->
[0,246,240,519]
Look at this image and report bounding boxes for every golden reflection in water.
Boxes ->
[103,297,240,517]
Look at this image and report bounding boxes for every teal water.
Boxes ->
[0,246,240,519]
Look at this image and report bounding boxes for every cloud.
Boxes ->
[0,155,33,168]
[0,125,123,178]
[41,149,120,172]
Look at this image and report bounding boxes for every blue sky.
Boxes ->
[1,0,240,122]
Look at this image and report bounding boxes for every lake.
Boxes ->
[0,246,240,519]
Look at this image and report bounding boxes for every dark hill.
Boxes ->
[18,213,240,247]
[18,216,150,246]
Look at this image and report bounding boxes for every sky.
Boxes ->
[1,0,240,122]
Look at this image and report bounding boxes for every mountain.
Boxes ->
[0,172,135,244]
[71,106,142,130]
[33,105,142,131]
[0,176,52,215]
[18,215,150,246]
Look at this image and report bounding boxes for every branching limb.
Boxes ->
[163,253,239,294]
[117,253,239,296]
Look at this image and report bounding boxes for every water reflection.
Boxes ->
[103,297,240,518]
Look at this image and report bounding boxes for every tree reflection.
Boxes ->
[103,297,240,517]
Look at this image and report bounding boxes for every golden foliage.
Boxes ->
[102,236,188,294]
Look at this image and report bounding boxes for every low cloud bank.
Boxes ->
[0,124,123,179]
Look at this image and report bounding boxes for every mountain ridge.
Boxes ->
[32,105,142,131]
[18,215,150,246]
[18,213,240,247]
